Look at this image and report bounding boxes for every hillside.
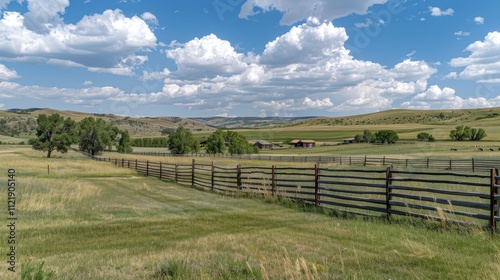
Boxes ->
[0,108,212,141]
[190,107,500,143]
[193,116,315,128]
[292,108,500,127]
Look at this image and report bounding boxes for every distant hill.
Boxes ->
[290,108,500,127]
[193,116,316,128]
[0,108,212,140]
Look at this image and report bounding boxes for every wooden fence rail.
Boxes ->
[118,151,500,173]
[89,154,500,231]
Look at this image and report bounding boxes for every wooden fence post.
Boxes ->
[490,169,499,232]
[496,169,499,232]
[192,159,195,186]
[472,158,475,173]
[211,161,214,191]
[237,164,242,190]
[159,162,162,179]
[314,164,320,207]
[146,160,149,177]
[426,158,430,168]
[364,156,367,166]
[449,160,452,171]
[385,166,393,221]
[122,158,124,167]
[271,165,276,196]
[135,159,138,171]
[175,164,178,182]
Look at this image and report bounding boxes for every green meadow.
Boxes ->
[1,146,499,279]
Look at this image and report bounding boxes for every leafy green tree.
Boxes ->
[116,130,133,153]
[29,113,76,158]
[417,132,435,142]
[205,129,226,154]
[450,125,486,141]
[225,130,257,155]
[375,130,399,144]
[450,125,470,141]
[167,126,200,154]
[78,117,114,156]
[354,129,375,143]
[470,128,487,141]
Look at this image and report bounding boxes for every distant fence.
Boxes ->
[124,151,500,173]
[89,155,500,231]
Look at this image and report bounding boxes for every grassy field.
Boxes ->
[131,139,500,161]
[1,146,499,279]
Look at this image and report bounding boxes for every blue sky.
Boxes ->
[0,0,500,118]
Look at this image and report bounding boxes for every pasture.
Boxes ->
[1,146,499,279]
[131,140,500,160]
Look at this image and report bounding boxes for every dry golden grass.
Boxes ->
[20,178,101,211]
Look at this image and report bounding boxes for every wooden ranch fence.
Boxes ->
[92,156,500,231]
[125,151,500,173]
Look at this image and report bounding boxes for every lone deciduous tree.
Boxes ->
[78,117,115,156]
[29,113,76,158]
[375,130,399,144]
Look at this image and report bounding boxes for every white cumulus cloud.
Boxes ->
[166,34,249,79]
[303,97,333,108]
[474,16,484,24]
[429,6,454,16]
[0,63,19,80]
[260,17,349,66]
[0,5,156,75]
[450,32,500,83]
[141,12,158,25]
[402,85,500,109]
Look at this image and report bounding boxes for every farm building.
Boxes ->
[343,138,357,144]
[290,140,316,148]
[253,140,273,150]
[199,139,207,148]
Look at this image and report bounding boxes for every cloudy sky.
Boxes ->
[0,0,499,117]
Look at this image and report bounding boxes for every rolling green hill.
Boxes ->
[0,108,212,141]
[206,108,500,142]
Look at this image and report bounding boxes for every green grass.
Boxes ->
[131,140,500,160]
[1,147,499,279]
[0,135,29,143]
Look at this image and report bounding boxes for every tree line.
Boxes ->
[166,127,258,155]
[29,113,258,157]
[29,113,132,158]
[354,129,400,144]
